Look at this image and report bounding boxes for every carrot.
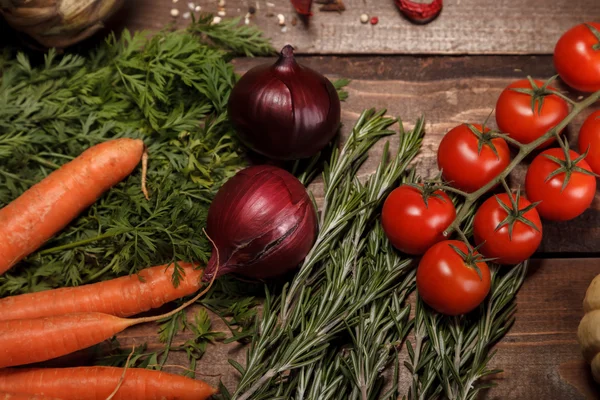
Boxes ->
[0,313,132,368]
[0,262,203,321]
[0,393,61,400]
[0,138,145,276]
[0,268,217,368]
[0,367,216,400]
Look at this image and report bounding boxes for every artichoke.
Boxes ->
[0,0,124,48]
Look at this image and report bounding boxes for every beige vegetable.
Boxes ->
[578,274,600,382]
[0,0,123,48]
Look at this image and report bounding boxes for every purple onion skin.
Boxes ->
[228,45,341,161]
[203,165,318,281]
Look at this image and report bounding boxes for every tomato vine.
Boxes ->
[443,87,600,238]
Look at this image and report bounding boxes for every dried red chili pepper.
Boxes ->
[395,0,443,24]
[291,0,313,16]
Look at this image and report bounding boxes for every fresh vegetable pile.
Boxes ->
[0,13,599,400]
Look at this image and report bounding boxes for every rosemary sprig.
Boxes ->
[282,113,423,324]
[292,227,415,400]
[340,235,415,400]
[405,297,442,400]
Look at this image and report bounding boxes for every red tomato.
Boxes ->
[525,148,596,221]
[437,124,510,193]
[382,185,456,255]
[417,240,491,316]
[554,22,600,92]
[495,79,569,149]
[579,110,600,175]
[473,193,542,265]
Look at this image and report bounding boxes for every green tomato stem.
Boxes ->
[552,90,578,105]
[455,225,471,248]
[499,176,512,195]
[440,185,471,198]
[499,134,524,148]
[443,89,600,238]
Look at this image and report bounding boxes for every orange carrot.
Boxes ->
[0,393,61,400]
[0,262,203,321]
[0,367,216,400]
[0,138,145,276]
[0,313,132,368]
[0,271,217,368]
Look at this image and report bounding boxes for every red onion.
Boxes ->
[228,45,341,160]
[290,0,313,16]
[203,165,318,281]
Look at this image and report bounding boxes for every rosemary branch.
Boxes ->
[282,112,422,324]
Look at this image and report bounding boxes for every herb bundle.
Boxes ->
[0,16,273,296]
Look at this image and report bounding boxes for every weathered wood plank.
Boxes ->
[107,0,600,55]
[105,258,600,399]
[233,55,600,255]
[480,258,600,400]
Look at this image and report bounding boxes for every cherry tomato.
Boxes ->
[525,148,596,221]
[554,22,600,92]
[473,193,542,265]
[417,240,491,316]
[437,124,510,193]
[579,110,600,175]
[382,184,456,255]
[495,79,569,149]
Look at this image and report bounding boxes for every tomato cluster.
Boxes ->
[381,22,600,316]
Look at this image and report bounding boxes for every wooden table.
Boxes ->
[10,0,600,398]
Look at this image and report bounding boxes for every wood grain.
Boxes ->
[91,258,598,399]
[107,0,600,55]
[234,55,600,255]
[481,258,600,400]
